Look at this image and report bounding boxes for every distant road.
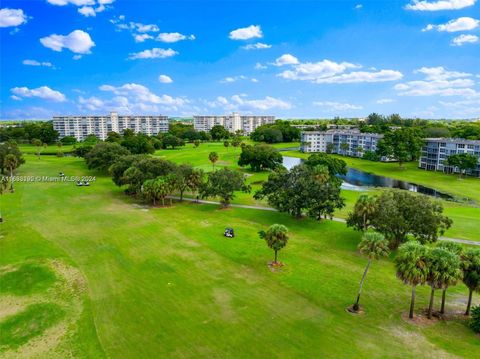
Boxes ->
[167,196,480,247]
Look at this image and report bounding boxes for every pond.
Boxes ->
[281,156,456,201]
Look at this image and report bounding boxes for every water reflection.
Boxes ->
[281,156,455,201]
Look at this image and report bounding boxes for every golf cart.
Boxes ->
[224,228,235,238]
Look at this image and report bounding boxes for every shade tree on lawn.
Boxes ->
[110,155,176,194]
[444,153,478,178]
[85,142,131,172]
[377,128,424,168]
[0,142,24,175]
[199,168,250,208]
[367,190,452,249]
[254,164,344,219]
[238,144,283,172]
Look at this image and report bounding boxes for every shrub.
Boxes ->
[471,306,480,333]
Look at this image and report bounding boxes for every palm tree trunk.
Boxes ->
[409,285,416,319]
[9,168,14,192]
[440,288,447,314]
[428,287,435,319]
[274,250,278,264]
[353,259,371,311]
[153,197,156,206]
[180,190,184,201]
[466,289,473,316]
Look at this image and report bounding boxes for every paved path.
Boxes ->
[168,196,480,247]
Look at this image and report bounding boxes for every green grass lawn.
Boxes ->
[1,154,479,357]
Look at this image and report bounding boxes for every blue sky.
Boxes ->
[0,0,479,120]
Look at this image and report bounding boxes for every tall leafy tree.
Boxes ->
[85,142,131,172]
[259,224,289,264]
[372,190,452,248]
[444,153,478,178]
[0,142,24,174]
[208,152,219,170]
[346,194,378,231]
[395,242,429,319]
[238,144,283,172]
[461,248,480,316]
[200,168,250,207]
[210,125,230,141]
[255,164,344,219]
[377,128,424,167]
[352,232,390,311]
[425,248,462,319]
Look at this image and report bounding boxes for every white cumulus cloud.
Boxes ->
[158,75,173,83]
[394,66,478,97]
[99,83,186,107]
[47,0,115,17]
[276,57,402,84]
[40,29,95,54]
[376,98,395,104]
[423,17,479,32]
[0,8,28,28]
[242,42,272,50]
[10,86,66,102]
[313,101,363,111]
[274,54,299,66]
[128,48,178,60]
[451,34,479,45]
[229,25,263,40]
[22,59,54,67]
[405,0,476,11]
[156,32,195,43]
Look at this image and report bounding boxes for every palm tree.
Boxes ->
[224,141,230,150]
[425,248,462,319]
[395,242,429,319]
[259,224,289,264]
[142,179,157,206]
[32,139,42,159]
[4,154,18,193]
[461,248,480,316]
[0,178,9,222]
[436,241,463,314]
[355,194,377,231]
[352,232,390,312]
[209,152,219,171]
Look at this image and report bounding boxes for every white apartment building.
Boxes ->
[193,112,275,134]
[53,112,169,141]
[301,130,383,157]
[419,138,480,177]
